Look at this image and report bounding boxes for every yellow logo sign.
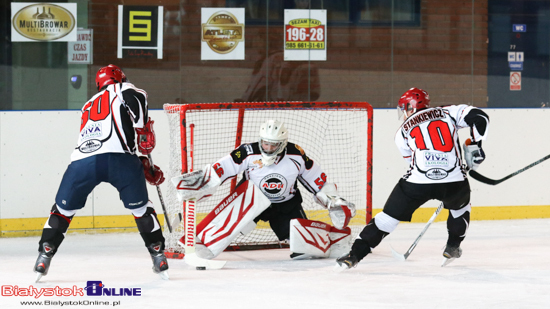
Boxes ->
[12,3,75,41]
[201,11,244,54]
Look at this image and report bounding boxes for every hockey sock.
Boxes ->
[354,218,390,260]
[446,204,471,247]
[133,206,165,248]
[38,204,75,254]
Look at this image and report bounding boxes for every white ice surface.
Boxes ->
[1,219,549,309]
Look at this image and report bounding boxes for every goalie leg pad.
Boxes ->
[38,204,76,254]
[195,180,271,259]
[289,219,352,259]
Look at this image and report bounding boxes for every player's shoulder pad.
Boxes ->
[230,143,260,164]
[286,143,314,169]
[122,87,146,104]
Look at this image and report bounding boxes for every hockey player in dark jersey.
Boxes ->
[336,87,490,269]
[173,120,356,260]
[33,65,169,281]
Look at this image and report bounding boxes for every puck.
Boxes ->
[196,266,206,270]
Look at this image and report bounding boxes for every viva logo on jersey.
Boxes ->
[81,122,103,139]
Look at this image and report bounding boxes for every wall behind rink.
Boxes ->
[1,108,549,236]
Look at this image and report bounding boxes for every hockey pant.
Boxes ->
[289,218,352,259]
[194,180,271,259]
[350,179,472,261]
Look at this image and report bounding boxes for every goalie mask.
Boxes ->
[96,64,126,91]
[259,120,288,166]
[397,87,430,120]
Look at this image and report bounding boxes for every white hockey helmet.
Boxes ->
[258,120,288,166]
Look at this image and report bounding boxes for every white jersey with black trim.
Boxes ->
[213,142,327,203]
[70,82,148,162]
[396,104,489,184]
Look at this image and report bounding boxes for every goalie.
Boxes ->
[172,120,356,260]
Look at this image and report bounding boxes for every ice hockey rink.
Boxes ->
[1,218,549,309]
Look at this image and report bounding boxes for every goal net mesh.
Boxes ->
[163,102,372,254]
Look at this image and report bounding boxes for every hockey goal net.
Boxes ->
[163,101,373,257]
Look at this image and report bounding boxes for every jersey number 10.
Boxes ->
[409,120,453,152]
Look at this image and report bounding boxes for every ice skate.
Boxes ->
[34,243,55,282]
[335,252,359,271]
[441,244,462,267]
[148,242,169,279]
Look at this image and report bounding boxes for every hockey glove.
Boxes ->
[314,183,356,229]
[135,118,156,155]
[139,156,165,186]
[463,138,485,171]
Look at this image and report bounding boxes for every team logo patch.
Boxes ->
[260,173,287,198]
[81,123,102,139]
[253,159,264,168]
[424,152,449,167]
[426,168,448,180]
[295,144,305,155]
[78,139,102,153]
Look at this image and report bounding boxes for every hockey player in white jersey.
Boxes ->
[336,87,490,269]
[33,64,169,281]
[173,120,356,260]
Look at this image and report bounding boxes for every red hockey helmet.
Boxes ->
[397,87,430,119]
[96,64,126,90]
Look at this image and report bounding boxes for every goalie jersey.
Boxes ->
[213,142,327,203]
[396,104,489,184]
[70,83,148,162]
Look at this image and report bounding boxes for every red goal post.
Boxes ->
[163,101,373,256]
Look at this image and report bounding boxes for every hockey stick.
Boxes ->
[391,202,444,261]
[145,153,176,233]
[469,153,550,185]
[182,124,227,270]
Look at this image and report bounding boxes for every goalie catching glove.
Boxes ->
[313,183,356,230]
[171,164,222,202]
[135,118,156,155]
[139,156,165,186]
[463,138,486,171]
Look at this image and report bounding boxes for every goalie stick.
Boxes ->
[182,124,227,270]
[391,202,443,261]
[468,153,550,185]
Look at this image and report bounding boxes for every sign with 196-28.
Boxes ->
[11,2,77,42]
[284,9,326,61]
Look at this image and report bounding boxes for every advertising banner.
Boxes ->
[201,8,245,60]
[284,10,326,61]
[11,2,77,42]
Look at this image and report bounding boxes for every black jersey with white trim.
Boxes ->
[70,82,148,162]
[214,142,326,203]
[395,105,489,184]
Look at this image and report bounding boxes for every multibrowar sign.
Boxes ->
[11,3,77,42]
